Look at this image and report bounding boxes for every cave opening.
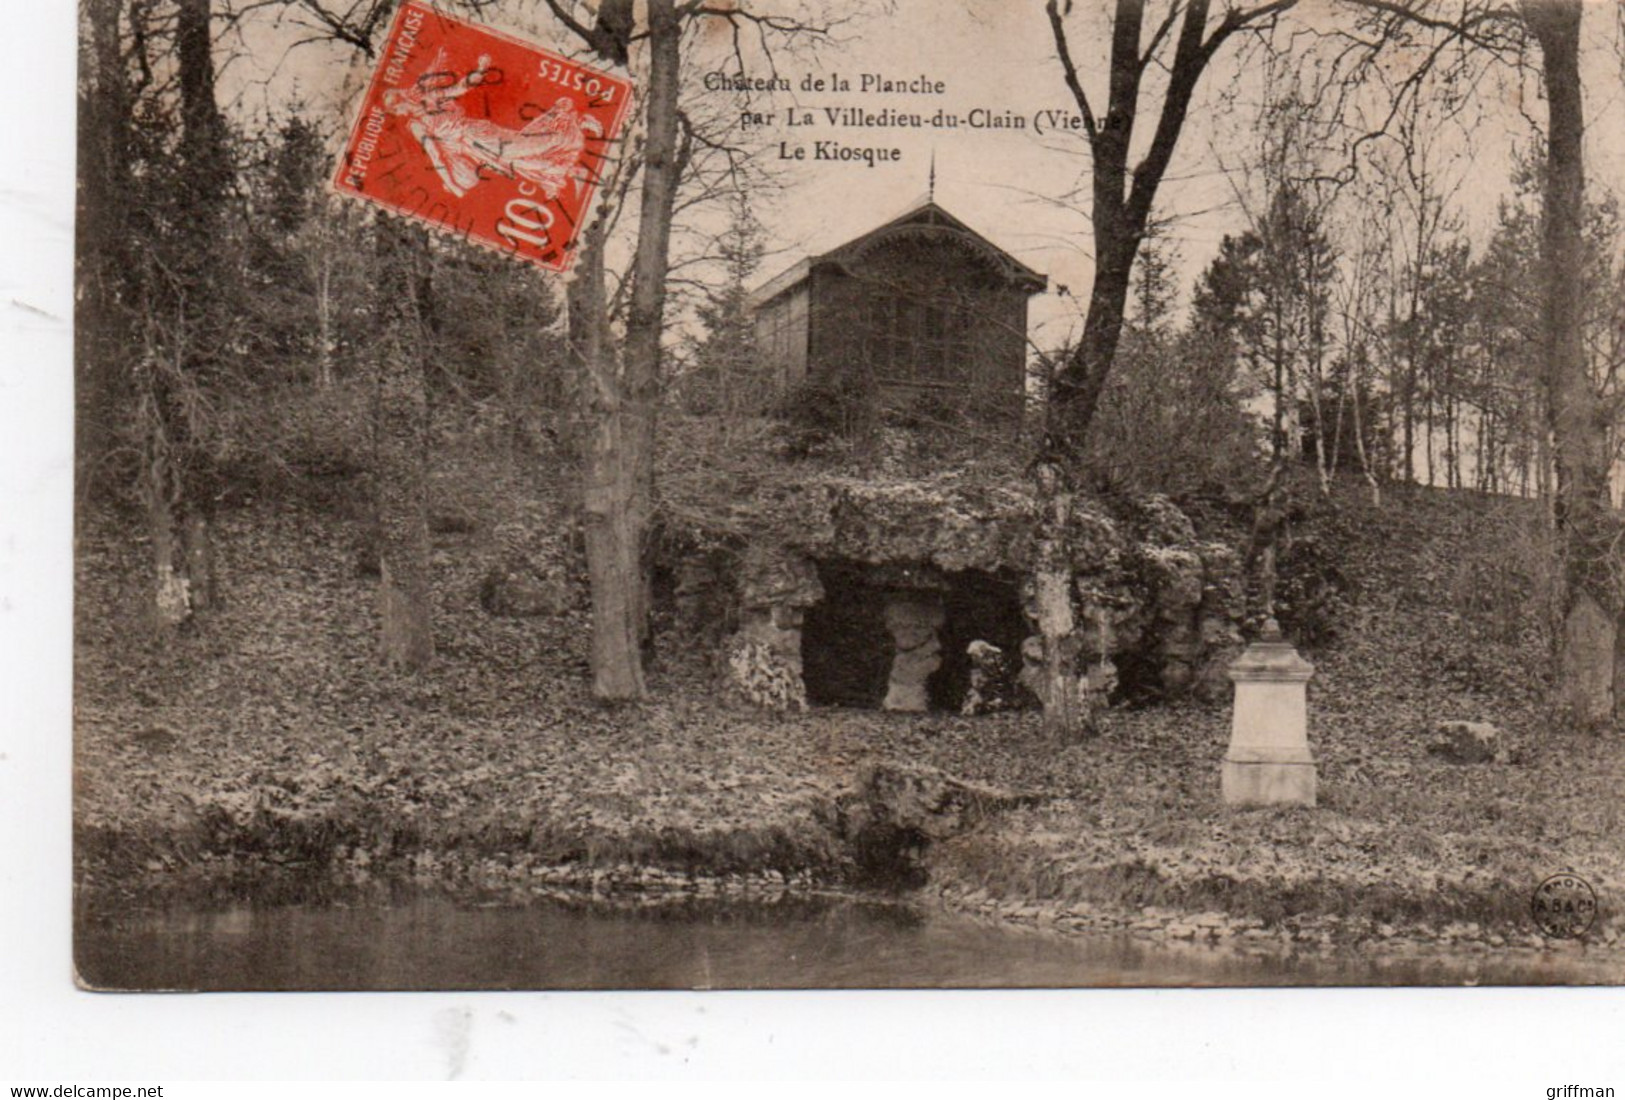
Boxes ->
[801,561,892,708]
[800,561,1031,713]
[927,568,1031,711]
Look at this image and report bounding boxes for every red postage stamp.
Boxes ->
[333,1,633,272]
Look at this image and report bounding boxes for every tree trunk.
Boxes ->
[1031,460,1092,740]
[1351,373,1381,505]
[1038,0,1260,739]
[1401,373,1415,483]
[1396,287,1415,484]
[1272,348,1286,463]
[78,0,135,497]
[1308,379,1330,494]
[569,218,641,698]
[1449,388,1462,487]
[1330,368,1347,479]
[1307,272,1331,492]
[582,394,652,698]
[1424,382,1436,487]
[571,0,683,702]
[142,408,190,630]
[176,0,227,199]
[314,245,335,389]
[1051,239,1136,449]
[157,0,226,617]
[1451,393,1463,489]
[1525,0,1619,727]
[373,220,434,671]
[1030,242,1132,741]
[572,214,652,699]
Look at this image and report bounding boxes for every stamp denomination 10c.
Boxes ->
[334,1,633,271]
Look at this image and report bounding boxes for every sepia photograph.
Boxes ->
[65,0,1625,996]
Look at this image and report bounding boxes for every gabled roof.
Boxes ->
[748,199,1047,309]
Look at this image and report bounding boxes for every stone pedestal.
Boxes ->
[883,594,945,712]
[1222,628,1316,807]
[726,547,823,710]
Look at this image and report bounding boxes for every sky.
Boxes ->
[216,0,1625,355]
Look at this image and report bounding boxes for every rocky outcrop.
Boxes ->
[962,639,1022,715]
[727,640,808,710]
[1137,542,1246,701]
[672,551,733,645]
[882,594,946,711]
[1428,720,1513,765]
[837,760,1037,887]
[674,471,1245,712]
[734,475,1045,574]
[724,546,823,710]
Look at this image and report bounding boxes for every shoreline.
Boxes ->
[74,805,1624,966]
[75,848,1625,994]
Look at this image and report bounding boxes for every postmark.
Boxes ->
[333,1,633,271]
[1531,872,1598,939]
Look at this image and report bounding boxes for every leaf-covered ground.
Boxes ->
[74,445,1624,963]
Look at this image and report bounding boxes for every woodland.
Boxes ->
[73,0,1625,957]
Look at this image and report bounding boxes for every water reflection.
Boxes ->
[76,894,1620,991]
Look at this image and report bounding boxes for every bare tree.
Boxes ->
[1043,0,1297,449]
[544,0,684,701]
[547,0,831,702]
[1328,0,1620,724]
[1328,180,1393,503]
[1369,90,1470,487]
[80,0,238,628]
[77,0,138,499]
[237,0,505,671]
[1036,0,1296,739]
[1520,0,1620,727]
[371,221,436,670]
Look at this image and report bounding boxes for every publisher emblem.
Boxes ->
[1531,872,1598,939]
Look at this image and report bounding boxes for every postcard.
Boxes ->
[70,0,1624,994]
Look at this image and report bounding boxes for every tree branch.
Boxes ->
[1045,0,1100,143]
[1141,0,1185,71]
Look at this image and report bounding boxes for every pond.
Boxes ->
[76,892,1619,991]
